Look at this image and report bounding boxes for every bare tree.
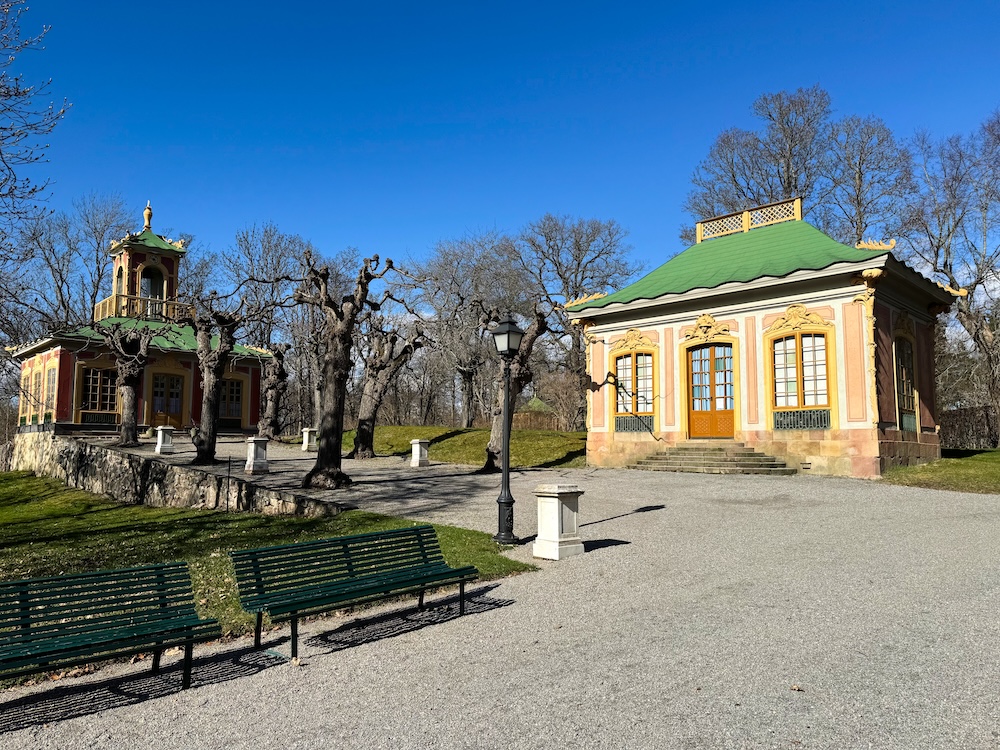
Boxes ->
[348,313,426,459]
[417,231,525,428]
[820,116,914,246]
[0,0,69,237]
[178,298,243,464]
[296,252,393,488]
[683,85,833,240]
[482,307,549,472]
[512,214,639,430]
[257,342,290,440]
[91,320,157,446]
[901,116,1000,441]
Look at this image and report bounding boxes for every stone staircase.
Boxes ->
[630,441,797,475]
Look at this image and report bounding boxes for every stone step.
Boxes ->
[635,458,788,468]
[630,440,795,476]
[629,464,798,475]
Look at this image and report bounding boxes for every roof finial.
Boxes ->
[143,200,152,231]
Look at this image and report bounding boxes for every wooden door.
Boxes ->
[687,344,734,438]
[152,374,184,428]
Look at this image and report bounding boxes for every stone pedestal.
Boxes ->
[532,484,584,560]
[410,439,429,467]
[302,428,318,452]
[154,426,175,455]
[245,437,269,474]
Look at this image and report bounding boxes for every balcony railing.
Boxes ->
[93,294,194,322]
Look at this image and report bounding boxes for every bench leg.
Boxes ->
[152,649,163,675]
[460,581,466,616]
[418,590,425,610]
[182,643,193,690]
[290,616,299,660]
[254,612,263,649]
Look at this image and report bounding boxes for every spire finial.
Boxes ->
[143,200,152,231]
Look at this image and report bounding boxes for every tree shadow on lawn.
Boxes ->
[0,644,284,735]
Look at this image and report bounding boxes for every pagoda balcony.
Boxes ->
[93,294,194,323]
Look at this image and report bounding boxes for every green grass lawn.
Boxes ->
[881,449,1000,494]
[334,426,588,468]
[0,472,535,637]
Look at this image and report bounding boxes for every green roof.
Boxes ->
[111,228,188,255]
[569,221,889,311]
[62,318,270,358]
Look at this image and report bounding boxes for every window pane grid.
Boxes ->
[772,333,828,411]
[615,352,653,416]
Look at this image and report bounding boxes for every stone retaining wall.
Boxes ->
[9,432,343,517]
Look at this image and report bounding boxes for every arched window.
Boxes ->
[139,267,164,299]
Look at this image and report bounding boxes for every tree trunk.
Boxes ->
[193,368,224,464]
[458,368,476,429]
[258,344,290,439]
[482,310,548,471]
[117,373,141,447]
[351,381,380,460]
[190,314,239,465]
[303,341,353,487]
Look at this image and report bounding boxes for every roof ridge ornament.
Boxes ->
[855,238,896,250]
[696,198,802,243]
[564,291,607,309]
[143,201,152,231]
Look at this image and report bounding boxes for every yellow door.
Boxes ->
[688,344,734,438]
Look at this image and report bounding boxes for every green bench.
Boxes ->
[230,525,479,657]
[0,562,221,690]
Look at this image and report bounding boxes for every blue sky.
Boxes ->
[18,1,1000,273]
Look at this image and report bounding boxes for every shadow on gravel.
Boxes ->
[306,584,513,654]
[0,646,284,735]
[580,504,666,528]
[583,539,630,552]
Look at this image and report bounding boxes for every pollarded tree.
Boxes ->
[178,298,243,465]
[257,342,290,440]
[296,252,393,488]
[91,319,158,447]
[348,312,426,459]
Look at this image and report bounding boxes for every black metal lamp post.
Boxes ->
[490,316,524,544]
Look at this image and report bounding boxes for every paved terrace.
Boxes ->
[3,435,1000,748]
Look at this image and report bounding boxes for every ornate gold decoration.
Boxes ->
[143,201,153,231]
[892,311,915,337]
[852,281,879,427]
[934,281,968,297]
[564,291,607,309]
[856,238,896,251]
[610,328,656,352]
[683,313,730,343]
[765,303,832,333]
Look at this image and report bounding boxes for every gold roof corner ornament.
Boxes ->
[856,238,896,251]
[564,291,607,309]
[935,281,968,297]
[684,313,730,343]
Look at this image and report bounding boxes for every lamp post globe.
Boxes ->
[490,316,523,544]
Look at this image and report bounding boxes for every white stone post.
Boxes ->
[302,427,318,451]
[410,439,429,467]
[245,437,269,474]
[154,426,175,455]
[532,484,584,560]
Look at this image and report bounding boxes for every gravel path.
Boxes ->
[3,440,1000,748]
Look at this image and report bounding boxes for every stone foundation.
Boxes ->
[9,433,344,517]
